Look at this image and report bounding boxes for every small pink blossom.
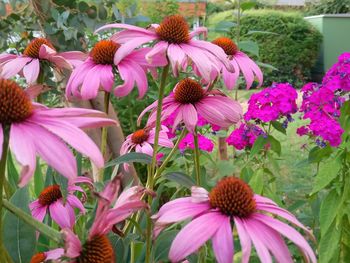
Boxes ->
[226,123,265,150]
[179,133,214,153]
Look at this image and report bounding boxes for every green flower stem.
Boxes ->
[99,91,111,182]
[154,129,187,181]
[3,199,62,244]
[193,129,201,185]
[0,126,10,258]
[145,63,170,263]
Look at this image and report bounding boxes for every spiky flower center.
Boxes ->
[90,40,120,65]
[23,38,55,58]
[174,78,205,104]
[38,185,63,206]
[212,37,238,56]
[156,15,190,44]
[209,177,256,217]
[77,235,114,263]
[30,253,46,263]
[131,129,149,144]
[0,79,33,124]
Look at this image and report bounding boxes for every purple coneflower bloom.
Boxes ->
[66,40,167,100]
[0,38,86,84]
[212,37,263,89]
[138,78,242,133]
[0,78,115,186]
[153,177,316,263]
[95,15,233,83]
[29,176,92,229]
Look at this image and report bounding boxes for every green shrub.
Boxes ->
[305,0,350,15]
[230,9,322,87]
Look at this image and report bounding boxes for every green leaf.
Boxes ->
[105,152,152,168]
[249,136,267,157]
[308,146,333,163]
[268,135,281,156]
[78,1,89,12]
[214,21,237,32]
[154,230,180,261]
[249,169,264,194]
[240,1,257,12]
[311,160,340,194]
[271,121,286,135]
[319,189,341,235]
[246,30,278,36]
[256,62,278,71]
[7,153,19,189]
[238,40,259,57]
[54,173,68,200]
[34,158,44,197]
[164,172,195,189]
[319,221,341,263]
[3,187,36,263]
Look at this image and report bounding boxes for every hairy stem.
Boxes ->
[99,91,111,182]
[193,129,201,185]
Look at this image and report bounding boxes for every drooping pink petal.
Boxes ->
[9,124,37,187]
[39,44,56,59]
[45,248,65,260]
[234,217,252,263]
[253,214,317,263]
[114,62,135,97]
[112,30,155,43]
[59,51,88,67]
[30,202,47,223]
[181,104,198,133]
[49,201,72,228]
[243,219,272,263]
[212,216,234,263]
[0,56,32,79]
[81,65,102,99]
[0,53,17,64]
[62,228,82,258]
[114,36,156,65]
[246,217,293,263]
[31,117,104,168]
[191,186,209,203]
[235,53,255,89]
[67,195,86,214]
[145,41,168,63]
[189,27,207,38]
[223,60,239,90]
[195,101,227,127]
[140,143,154,156]
[122,59,148,98]
[169,212,227,262]
[95,23,156,35]
[98,64,114,92]
[23,59,40,84]
[167,44,186,77]
[22,121,77,181]
[202,96,242,123]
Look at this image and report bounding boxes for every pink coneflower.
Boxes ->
[0,38,86,84]
[212,37,263,89]
[121,126,173,156]
[66,40,167,100]
[0,78,115,186]
[153,177,316,263]
[29,176,92,229]
[138,78,242,133]
[95,15,233,83]
[30,248,64,263]
[60,178,150,262]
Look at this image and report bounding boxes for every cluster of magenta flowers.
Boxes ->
[0,14,318,263]
[245,83,298,123]
[297,53,350,147]
[226,123,266,150]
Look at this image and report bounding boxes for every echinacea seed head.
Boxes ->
[156,15,190,44]
[209,177,256,217]
[23,38,55,58]
[90,40,120,65]
[77,235,114,263]
[212,37,238,56]
[0,79,33,124]
[131,129,149,144]
[38,185,63,206]
[174,78,205,104]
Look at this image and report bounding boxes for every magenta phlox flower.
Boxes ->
[245,83,298,122]
[226,123,265,150]
[179,133,214,153]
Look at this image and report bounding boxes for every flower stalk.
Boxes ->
[0,126,9,258]
[99,91,111,182]
[193,129,201,185]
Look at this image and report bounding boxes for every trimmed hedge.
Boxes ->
[230,10,322,87]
